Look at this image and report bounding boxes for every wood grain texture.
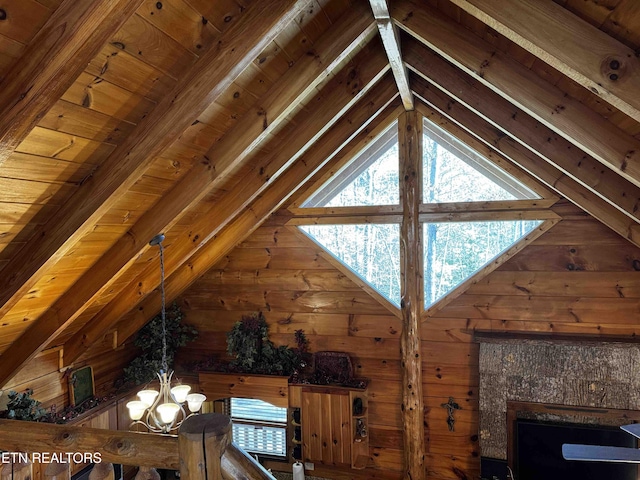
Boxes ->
[449,0,640,123]
[0,0,311,389]
[405,38,640,227]
[0,0,145,162]
[398,111,426,480]
[369,0,414,110]
[411,77,640,249]
[392,0,640,190]
[70,51,393,361]
[58,13,378,367]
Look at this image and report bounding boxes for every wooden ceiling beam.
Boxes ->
[410,77,640,249]
[0,3,375,379]
[369,0,414,110]
[113,81,401,349]
[61,50,394,368]
[404,38,640,227]
[448,0,640,124]
[0,0,311,387]
[392,0,640,189]
[0,0,309,317]
[0,0,144,162]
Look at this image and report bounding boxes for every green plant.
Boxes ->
[2,389,47,421]
[123,303,198,385]
[226,312,306,376]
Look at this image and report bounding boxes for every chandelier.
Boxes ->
[126,234,206,433]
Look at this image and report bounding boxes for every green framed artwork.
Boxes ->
[69,366,95,406]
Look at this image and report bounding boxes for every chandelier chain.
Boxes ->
[159,241,168,374]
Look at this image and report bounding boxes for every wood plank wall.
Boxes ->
[2,334,137,411]
[176,200,640,480]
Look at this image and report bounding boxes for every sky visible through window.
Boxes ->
[298,119,544,309]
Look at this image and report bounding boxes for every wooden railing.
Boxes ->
[0,414,275,480]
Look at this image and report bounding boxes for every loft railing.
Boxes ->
[0,414,275,480]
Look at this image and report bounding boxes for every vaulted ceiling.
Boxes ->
[0,0,639,387]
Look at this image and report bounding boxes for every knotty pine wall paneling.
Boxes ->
[176,201,640,480]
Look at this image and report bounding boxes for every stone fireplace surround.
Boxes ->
[477,334,640,461]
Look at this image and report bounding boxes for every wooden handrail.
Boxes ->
[0,420,179,469]
[0,415,276,480]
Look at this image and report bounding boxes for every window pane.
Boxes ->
[231,398,287,422]
[232,424,287,457]
[230,398,288,457]
[300,224,401,306]
[423,220,542,308]
[422,119,539,203]
[302,122,399,207]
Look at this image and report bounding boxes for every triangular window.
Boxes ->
[301,122,399,207]
[423,220,542,307]
[422,120,539,203]
[299,224,401,306]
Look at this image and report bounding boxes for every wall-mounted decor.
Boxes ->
[68,365,94,407]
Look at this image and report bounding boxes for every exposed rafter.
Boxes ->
[0,0,313,387]
[0,3,375,378]
[60,51,394,370]
[0,0,310,326]
[369,0,414,110]
[392,0,640,189]
[448,0,640,124]
[0,0,144,162]
[111,79,401,349]
[403,38,640,228]
[410,77,640,248]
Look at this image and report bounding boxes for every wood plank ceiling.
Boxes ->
[0,0,639,393]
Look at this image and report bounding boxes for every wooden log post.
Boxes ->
[88,463,114,480]
[399,111,426,480]
[0,458,31,480]
[44,458,70,480]
[134,467,160,480]
[179,414,232,480]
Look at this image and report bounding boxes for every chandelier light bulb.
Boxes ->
[126,401,148,421]
[138,389,159,407]
[170,385,191,403]
[157,403,180,424]
[186,393,206,413]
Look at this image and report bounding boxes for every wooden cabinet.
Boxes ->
[300,386,368,469]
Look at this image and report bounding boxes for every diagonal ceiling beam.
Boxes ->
[0,2,375,383]
[403,38,640,227]
[448,0,640,124]
[369,0,414,110]
[410,77,640,249]
[0,0,145,162]
[61,48,393,369]
[392,0,640,189]
[113,81,401,348]
[0,0,311,323]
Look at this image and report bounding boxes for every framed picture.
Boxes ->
[69,366,95,407]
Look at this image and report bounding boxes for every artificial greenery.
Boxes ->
[123,303,198,385]
[226,312,308,376]
[1,389,47,421]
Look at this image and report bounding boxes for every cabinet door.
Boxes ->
[301,388,350,466]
